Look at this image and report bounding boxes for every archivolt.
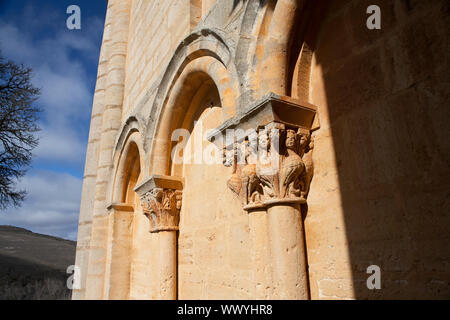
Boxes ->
[259,0,311,97]
[109,116,145,204]
[144,29,241,175]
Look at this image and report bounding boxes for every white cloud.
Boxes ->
[35,64,92,120]
[0,5,103,165]
[0,5,105,239]
[0,171,82,240]
[34,125,86,164]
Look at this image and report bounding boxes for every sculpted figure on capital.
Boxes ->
[226,126,314,209]
[226,134,263,209]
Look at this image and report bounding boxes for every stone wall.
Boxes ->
[123,0,191,117]
[305,0,450,299]
[74,0,449,300]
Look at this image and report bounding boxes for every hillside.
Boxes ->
[0,226,76,300]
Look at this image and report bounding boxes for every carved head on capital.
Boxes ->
[258,129,269,153]
[285,129,297,150]
[297,128,313,156]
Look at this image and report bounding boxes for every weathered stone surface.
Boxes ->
[74,0,450,300]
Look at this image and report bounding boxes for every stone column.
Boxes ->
[134,175,183,300]
[244,126,312,299]
[211,93,318,300]
[257,126,312,299]
[248,207,273,299]
[266,202,308,299]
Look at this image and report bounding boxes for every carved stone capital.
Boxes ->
[208,93,318,211]
[134,175,183,233]
[257,126,314,205]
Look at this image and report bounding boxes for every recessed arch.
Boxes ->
[107,123,155,300]
[287,0,318,100]
[170,75,222,177]
[120,142,141,204]
[147,47,242,300]
[110,118,145,205]
[144,29,241,175]
[149,56,227,175]
[258,0,309,97]
[238,0,276,101]
[105,128,144,300]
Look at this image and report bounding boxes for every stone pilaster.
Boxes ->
[72,2,111,300]
[135,175,183,300]
[84,0,132,300]
[103,203,134,300]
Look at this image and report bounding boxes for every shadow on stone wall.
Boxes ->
[302,0,449,299]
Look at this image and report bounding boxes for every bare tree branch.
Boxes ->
[0,50,41,210]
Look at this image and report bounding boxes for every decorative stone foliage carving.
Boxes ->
[134,175,183,233]
[140,188,182,233]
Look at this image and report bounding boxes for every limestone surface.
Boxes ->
[73,0,450,300]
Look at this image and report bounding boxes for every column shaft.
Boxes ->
[158,231,178,300]
[267,203,309,299]
[134,175,184,300]
[249,209,273,299]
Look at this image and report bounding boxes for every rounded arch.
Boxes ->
[149,56,225,175]
[105,120,146,301]
[258,0,311,98]
[170,73,222,177]
[144,30,241,175]
[288,0,320,100]
[148,29,239,121]
[110,121,145,205]
[238,0,277,101]
[113,116,145,163]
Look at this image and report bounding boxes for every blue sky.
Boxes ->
[0,0,107,240]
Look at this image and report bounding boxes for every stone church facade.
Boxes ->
[73,0,450,300]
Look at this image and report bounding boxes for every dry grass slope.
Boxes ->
[0,226,76,300]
